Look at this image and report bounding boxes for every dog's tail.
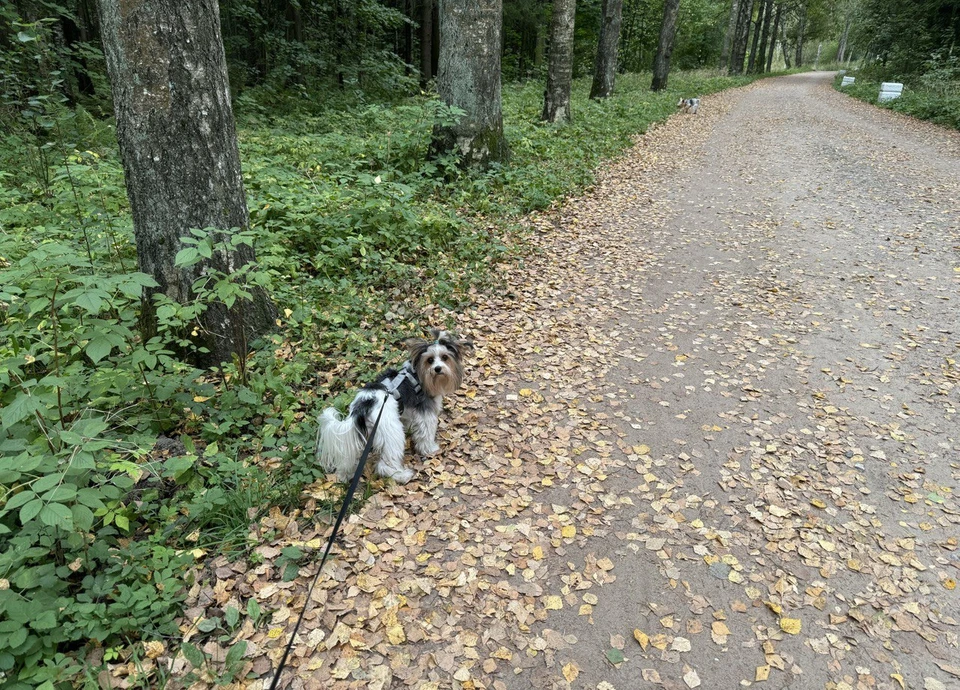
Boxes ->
[316,407,365,482]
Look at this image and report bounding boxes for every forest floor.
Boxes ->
[181,71,960,690]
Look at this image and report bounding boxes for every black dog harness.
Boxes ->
[380,361,421,411]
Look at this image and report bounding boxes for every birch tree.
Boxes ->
[98,0,276,365]
[590,0,624,99]
[433,0,509,167]
[542,0,577,122]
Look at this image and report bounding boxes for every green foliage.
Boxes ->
[219,0,415,96]
[852,0,960,77]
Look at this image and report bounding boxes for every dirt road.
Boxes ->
[234,72,960,690]
[519,72,960,690]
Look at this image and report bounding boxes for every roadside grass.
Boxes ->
[833,72,960,130]
[0,67,785,686]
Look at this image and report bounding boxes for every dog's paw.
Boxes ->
[391,467,416,484]
[420,443,441,457]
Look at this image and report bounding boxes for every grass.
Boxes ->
[833,71,960,130]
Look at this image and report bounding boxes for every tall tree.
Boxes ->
[765,2,783,72]
[794,3,806,65]
[650,0,682,91]
[729,0,756,73]
[590,0,624,99]
[421,0,434,83]
[542,0,577,122]
[746,0,767,72]
[98,0,276,365]
[720,0,742,70]
[753,0,775,73]
[433,0,509,167]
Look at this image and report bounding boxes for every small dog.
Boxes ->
[316,329,473,484]
[677,97,700,114]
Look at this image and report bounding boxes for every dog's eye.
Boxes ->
[441,355,449,361]
[427,357,434,365]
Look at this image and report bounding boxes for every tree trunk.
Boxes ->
[795,8,805,66]
[746,0,766,73]
[754,0,774,73]
[542,0,577,122]
[98,0,276,366]
[765,3,782,72]
[404,0,414,66]
[720,0,741,70]
[729,0,755,74]
[432,0,508,168]
[589,0,624,99]
[650,0,681,91]
[534,24,546,69]
[420,0,433,83]
[837,14,851,63]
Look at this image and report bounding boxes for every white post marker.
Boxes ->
[878,82,904,102]
[841,76,855,87]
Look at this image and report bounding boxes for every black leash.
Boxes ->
[267,397,388,690]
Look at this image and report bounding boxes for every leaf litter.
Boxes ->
[126,74,960,690]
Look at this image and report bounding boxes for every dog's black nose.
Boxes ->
[434,365,443,373]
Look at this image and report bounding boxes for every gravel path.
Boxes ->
[523,71,960,690]
[185,72,959,690]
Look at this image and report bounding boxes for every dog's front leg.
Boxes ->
[409,400,441,456]
[374,413,415,484]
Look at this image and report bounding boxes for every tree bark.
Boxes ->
[542,0,577,122]
[432,0,508,168]
[765,3,782,72]
[837,13,851,63]
[729,0,755,74]
[754,0,774,73]
[589,0,624,99]
[746,0,766,73]
[98,0,276,366]
[720,0,741,70]
[795,6,806,66]
[650,0,681,91]
[420,0,433,83]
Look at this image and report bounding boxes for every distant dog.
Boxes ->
[677,97,700,114]
[316,329,473,484]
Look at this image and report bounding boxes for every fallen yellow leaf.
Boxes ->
[386,624,405,644]
[544,595,563,610]
[633,629,649,650]
[779,617,801,635]
[562,662,580,682]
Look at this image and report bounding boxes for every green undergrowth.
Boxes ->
[833,65,960,130]
[0,67,781,687]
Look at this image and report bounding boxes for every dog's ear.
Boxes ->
[453,336,474,352]
[432,328,474,355]
[405,337,430,364]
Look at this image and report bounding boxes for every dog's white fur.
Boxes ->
[316,331,471,484]
[677,97,700,114]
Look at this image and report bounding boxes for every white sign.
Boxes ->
[878,82,904,102]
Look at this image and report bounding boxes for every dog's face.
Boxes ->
[407,329,473,397]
